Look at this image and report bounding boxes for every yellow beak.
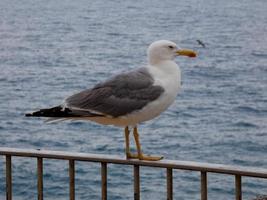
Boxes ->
[176,49,197,57]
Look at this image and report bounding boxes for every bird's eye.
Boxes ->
[168,46,174,49]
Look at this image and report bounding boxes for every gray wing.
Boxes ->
[64,67,164,117]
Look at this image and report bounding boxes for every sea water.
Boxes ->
[0,0,266,199]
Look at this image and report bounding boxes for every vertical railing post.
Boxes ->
[6,155,12,200]
[166,168,173,200]
[235,175,242,200]
[37,157,43,200]
[134,165,140,200]
[201,171,207,200]
[101,162,107,200]
[69,160,75,200]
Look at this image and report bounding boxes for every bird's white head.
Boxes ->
[147,40,197,65]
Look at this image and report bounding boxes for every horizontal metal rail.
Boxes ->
[0,147,267,200]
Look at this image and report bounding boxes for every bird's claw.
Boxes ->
[126,152,163,161]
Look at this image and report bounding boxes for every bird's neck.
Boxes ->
[147,60,181,85]
[149,60,179,73]
[147,60,181,95]
[148,57,171,66]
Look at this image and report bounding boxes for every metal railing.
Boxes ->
[0,147,267,200]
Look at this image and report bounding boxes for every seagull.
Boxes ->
[26,40,197,161]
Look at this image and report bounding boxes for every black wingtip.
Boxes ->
[24,106,75,118]
[25,113,32,117]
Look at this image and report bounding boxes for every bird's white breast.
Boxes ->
[133,61,181,120]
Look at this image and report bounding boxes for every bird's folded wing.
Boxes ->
[64,68,164,117]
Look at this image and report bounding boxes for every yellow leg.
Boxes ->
[124,126,138,159]
[133,126,163,161]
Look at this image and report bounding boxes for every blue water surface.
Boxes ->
[0,0,267,199]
